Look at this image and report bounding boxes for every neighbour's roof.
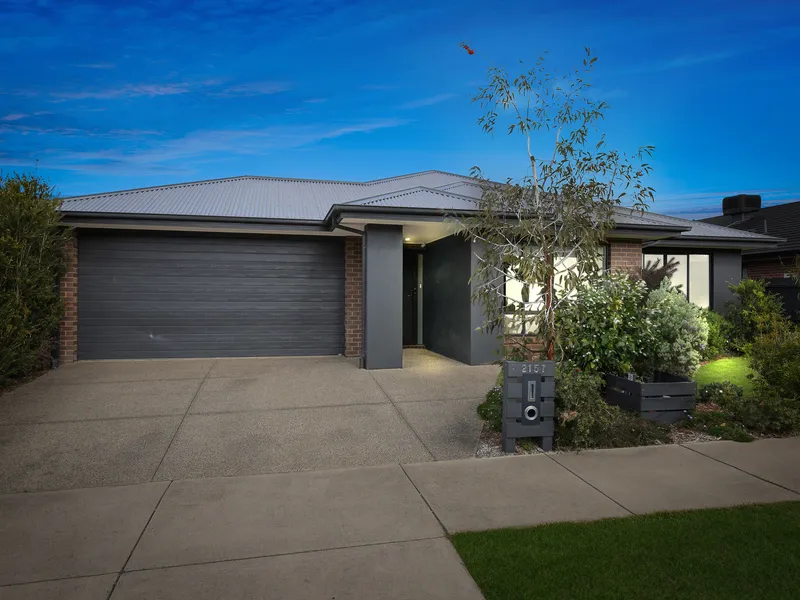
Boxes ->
[631,210,779,243]
[724,201,800,255]
[60,170,780,246]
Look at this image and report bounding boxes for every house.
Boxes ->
[58,171,780,369]
[701,194,799,318]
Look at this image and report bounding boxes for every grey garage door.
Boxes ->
[78,232,345,359]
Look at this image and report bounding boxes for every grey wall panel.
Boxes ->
[712,250,742,315]
[469,241,503,365]
[363,225,403,369]
[78,231,344,359]
[422,235,471,364]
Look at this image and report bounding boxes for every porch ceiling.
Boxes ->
[338,216,461,245]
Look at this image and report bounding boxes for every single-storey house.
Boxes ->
[701,194,799,319]
[58,171,780,369]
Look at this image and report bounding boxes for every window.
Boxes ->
[643,252,711,308]
[504,247,607,335]
[689,254,710,307]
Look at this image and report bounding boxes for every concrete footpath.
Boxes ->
[1,437,798,599]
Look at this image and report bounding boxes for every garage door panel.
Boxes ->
[78,233,346,359]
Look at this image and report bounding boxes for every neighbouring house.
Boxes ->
[58,171,780,369]
[701,194,799,319]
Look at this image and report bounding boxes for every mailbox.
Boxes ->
[501,361,555,452]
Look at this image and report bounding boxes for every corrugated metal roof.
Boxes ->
[60,170,779,244]
[61,170,471,221]
[344,187,478,210]
[634,210,778,241]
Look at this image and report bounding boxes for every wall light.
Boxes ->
[404,237,411,242]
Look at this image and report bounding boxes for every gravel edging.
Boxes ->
[475,421,723,457]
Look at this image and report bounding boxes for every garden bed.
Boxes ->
[605,372,697,424]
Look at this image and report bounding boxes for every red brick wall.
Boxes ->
[59,236,78,364]
[344,236,363,357]
[609,241,643,273]
[745,258,794,280]
[504,335,544,359]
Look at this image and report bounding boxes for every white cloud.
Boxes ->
[1,113,27,121]
[52,82,203,100]
[399,93,456,110]
[2,119,410,176]
[72,63,116,70]
[211,81,291,97]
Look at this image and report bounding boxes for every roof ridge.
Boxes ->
[60,175,256,202]
[363,169,470,185]
[342,185,479,206]
[60,170,474,202]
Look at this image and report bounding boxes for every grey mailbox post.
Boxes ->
[502,360,556,452]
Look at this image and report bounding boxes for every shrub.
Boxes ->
[730,327,800,434]
[747,327,800,403]
[698,381,744,405]
[686,410,754,442]
[718,391,800,434]
[643,281,708,378]
[556,273,654,376]
[726,279,786,351]
[554,364,670,449]
[477,386,503,432]
[0,173,70,386]
[702,309,731,360]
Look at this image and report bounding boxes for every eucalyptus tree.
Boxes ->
[459,48,655,360]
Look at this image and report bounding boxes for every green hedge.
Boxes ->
[0,173,70,386]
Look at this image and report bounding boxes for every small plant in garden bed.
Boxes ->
[477,386,503,433]
[682,407,754,443]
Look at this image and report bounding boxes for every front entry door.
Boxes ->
[402,249,419,346]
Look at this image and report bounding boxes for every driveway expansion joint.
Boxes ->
[108,481,172,599]
[367,371,437,461]
[150,360,218,482]
[0,572,118,590]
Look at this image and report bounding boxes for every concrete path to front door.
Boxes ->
[1,438,797,598]
[0,349,497,494]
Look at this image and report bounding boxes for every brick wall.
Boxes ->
[609,241,643,273]
[745,257,794,280]
[344,236,363,358]
[59,236,78,364]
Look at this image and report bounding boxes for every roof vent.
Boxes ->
[722,194,761,217]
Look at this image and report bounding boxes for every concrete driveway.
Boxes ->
[0,349,497,493]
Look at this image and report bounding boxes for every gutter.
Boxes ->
[61,211,329,233]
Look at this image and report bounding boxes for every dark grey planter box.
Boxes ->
[605,373,697,424]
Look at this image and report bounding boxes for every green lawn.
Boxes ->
[694,356,755,394]
[451,502,800,600]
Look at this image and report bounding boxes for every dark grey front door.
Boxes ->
[78,231,345,359]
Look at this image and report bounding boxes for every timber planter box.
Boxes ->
[605,372,697,424]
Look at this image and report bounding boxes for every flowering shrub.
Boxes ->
[698,382,744,405]
[644,280,709,377]
[556,273,654,376]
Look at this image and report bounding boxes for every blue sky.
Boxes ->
[1,0,798,218]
